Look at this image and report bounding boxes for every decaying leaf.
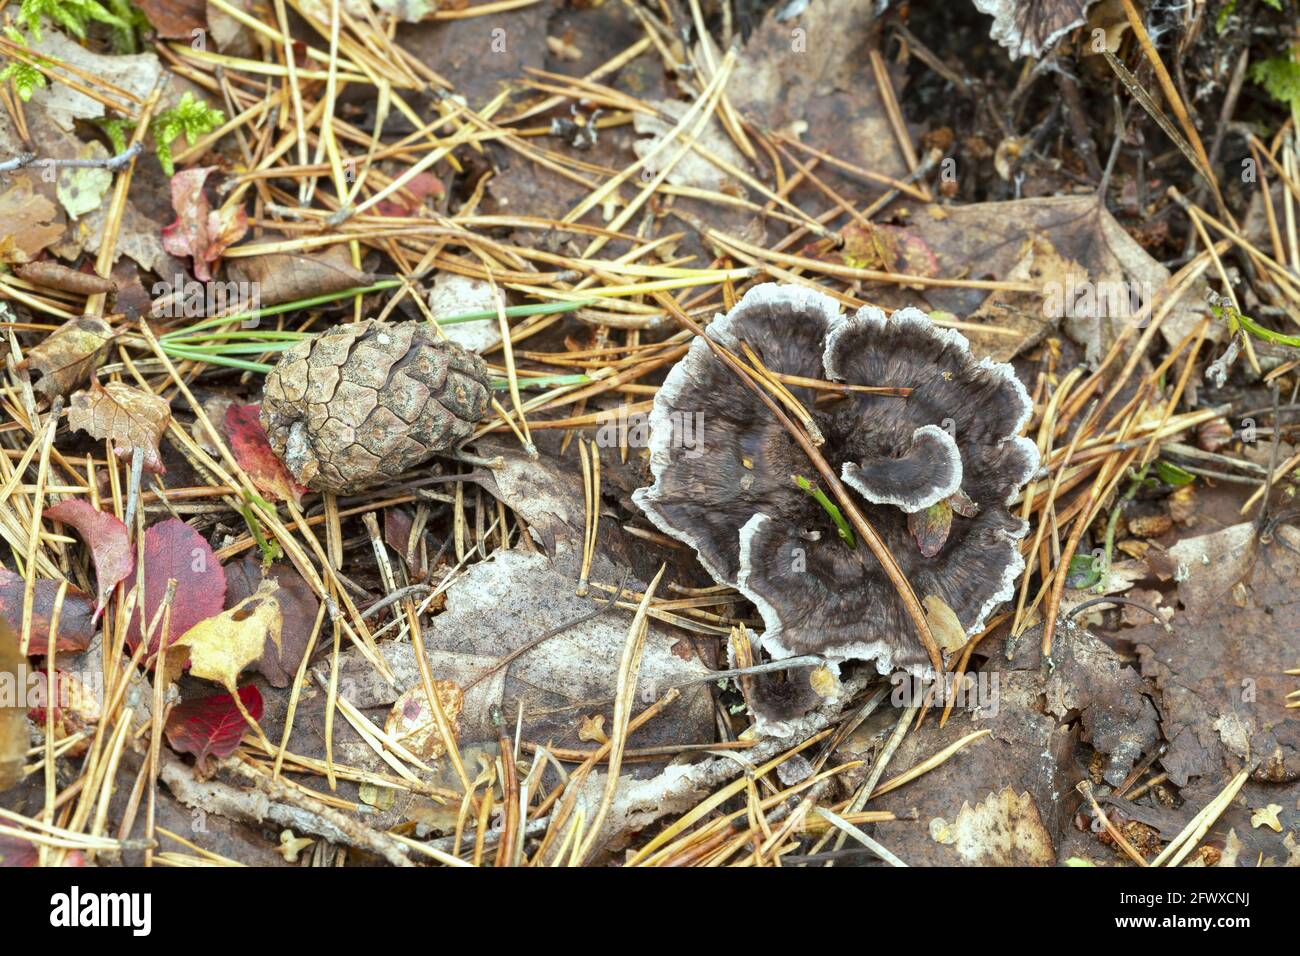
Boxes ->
[223,554,319,688]
[160,167,249,282]
[0,568,95,655]
[0,617,24,792]
[385,681,464,761]
[224,404,306,506]
[320,549,713,753]
[27,668,101,754]
[56,141,113,220]
[1135,524,1300,787]
[908,500,954,558]
[68,380,172,474]
[127,518,227,657]
[0,176,64,264]
[164,685,263,773]
[43,499,133,618]
[167,580,282,692]
[22,316,115,400]
[945,788,1057,866]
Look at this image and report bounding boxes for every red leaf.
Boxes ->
[0,569,95,655]
[164,685,262,773]
[134,0,206,39]
[0,832,85,867]
[376,172,444,217]
[225,404,306,506]
[126,518,227,657]
[43,499,134,619]
[160,168,248,282]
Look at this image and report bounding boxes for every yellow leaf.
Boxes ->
[0,617,25,792]
[923,594,969,656]
[166,580,282,693]
[385,681,463,760]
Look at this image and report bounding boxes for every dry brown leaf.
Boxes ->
[23,316,115,400]
[0,176,64,264]
[226,242,374,308]
[167,580,282,693]
[68,380,172,474]
[0,616,24,792]
[923,594,969,656]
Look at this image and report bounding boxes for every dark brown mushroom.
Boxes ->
[634,284,1038,719]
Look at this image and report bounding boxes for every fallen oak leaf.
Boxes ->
[166,579,282,693]
[68,380,171,474]
[21,316,115,400]
[223,553,319,688]
[224,403,306,506]
[126,518,226,657]
[164,684,262,774]
[0,568,95,655]
[43,499,133,619]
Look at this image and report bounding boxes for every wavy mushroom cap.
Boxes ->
[633,284,1038,677]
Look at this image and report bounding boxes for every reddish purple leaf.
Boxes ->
[0,833,83,867]
[43,499,134,619]
[126,518,226,657]
[0,568,95,655]
[225,404,306,506]
[164,685,262,773]
[160,167,248,282]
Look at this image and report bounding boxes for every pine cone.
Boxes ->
[261,320,491,494]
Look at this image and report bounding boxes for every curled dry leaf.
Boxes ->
[159,167,249,282]
[224,404,306,506]
[166,579,282,693]
[164,685,263,774]
[127,518,227,657]
[0,568,95,655]
[226,241,374,308]
[0,617,23,792]
[14,262,116,297]
[223,554,319,688]
[385,681,463,761]
[68,380,172,474]
[43,499,133,619]
[22,316,115,401]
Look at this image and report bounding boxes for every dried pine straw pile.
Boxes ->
[1,0,1299,867]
